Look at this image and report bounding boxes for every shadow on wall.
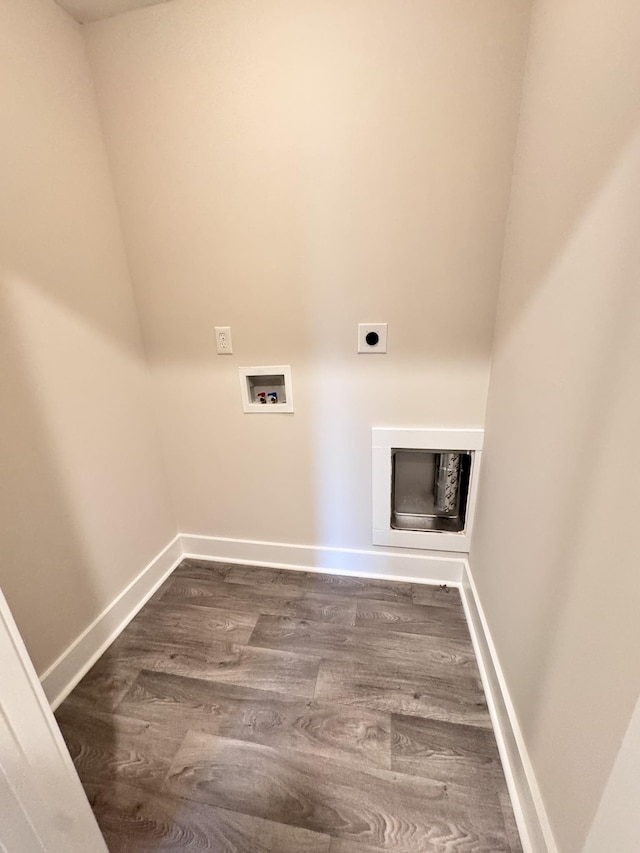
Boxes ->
[0,278,98,676]
[471,1,640,846]
[481,5,640,728]
[479,127,640,852]
[496,1,640,334]
[0,0,177,680]
[524,135,640,732]
[0,223,177,680]
[0,261,177,679]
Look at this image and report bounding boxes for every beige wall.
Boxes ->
[470,0,640,850]
[84,0,531,550]
[583,694,640,853]
[0,0,176,675]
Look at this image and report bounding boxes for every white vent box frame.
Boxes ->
[239,365,294,413]
[372,427,483,552]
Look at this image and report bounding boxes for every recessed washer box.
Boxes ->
[372,427,483,552]
[239,365,294,413]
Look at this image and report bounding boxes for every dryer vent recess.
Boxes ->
[391,450,471,534]
[372,427,484,553]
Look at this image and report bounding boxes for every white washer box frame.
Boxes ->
[239,365,294,413]
[372,427,484,553]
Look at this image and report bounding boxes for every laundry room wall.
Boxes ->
[0,0,176,675]
[84,0,531,553]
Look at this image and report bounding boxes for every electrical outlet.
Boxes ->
[215,326,233,354]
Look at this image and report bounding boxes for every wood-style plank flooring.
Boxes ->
[56,559,522,853]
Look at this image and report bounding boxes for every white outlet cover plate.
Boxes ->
[358,323,387,353]
[215,326,233,354]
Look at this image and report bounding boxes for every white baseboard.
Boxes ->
[460,559,558,853]
[40,533,462,711]
[180,534,465,585]
[36,531,557,853]
[41,534,183,710]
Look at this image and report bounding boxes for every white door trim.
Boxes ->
[0,589,107,853]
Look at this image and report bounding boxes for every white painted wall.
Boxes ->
[84,0,531,553]
[0,0,176,675]
[583,693,640,853]
[470,0,640,850]
[55,0,167,23]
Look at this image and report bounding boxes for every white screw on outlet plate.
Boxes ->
[215,326,233,354]
[358,323,387,353]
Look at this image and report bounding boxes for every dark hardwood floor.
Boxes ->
[56,559,522,853]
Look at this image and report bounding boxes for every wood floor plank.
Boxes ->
[146,558,233,604]
[410,584,463,610]
[315,659,491,728]
[123,598,258,645]
[60,656,140,714]
[55,705,183,793]
[174,558,233,581]
[166,731,508,852]
[116,669,391,769]
[225,565,414,602]
[56,562,521,853]
[163,575,357,625]
[355,599,470,640]
[301,573,414,603]
[390,714,504,786]
[167,731,441,850]
[86,780,331,853]
[328,824,516,853]
[104,633,321,697]
[249,615,478,678]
